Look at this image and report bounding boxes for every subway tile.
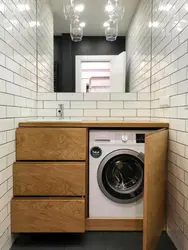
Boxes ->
[71,101,97,109]
[111,109,137,117]
[137,109,151,117]
[38,93,56,101]
[0,142,14,159]
[0,119,14,132]
[171,94,186,107]
[0,66,13,82]
[0,132,6,146]
[84,93,110,101]
[98,101,123,109]
[176,177,188,198]
[6,107,20,118]
[169,162,185,182]
[57,93,83,101]
[6,130,15,143]
[137,93,150,100]
[169,141,185,157]
[171,68,187,85]
[170,119,186,131]
[177,154,188,172]
[0,107,6,118]
[84,109,109,117]
[178,107,188,118]
[177,131,188,145]
[111,93,137,101]
[64,109,83,117]
[124,101,150,109]
[176,200,188,225]
[37,109,56,117]
[168,183,185,207]
[5,57,20,74]
[0,80,6,92]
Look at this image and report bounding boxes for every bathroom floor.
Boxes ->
[11,232,176,250]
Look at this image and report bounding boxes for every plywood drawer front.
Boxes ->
[16,128,87,160]
[11,198,85,233]
[13,162,86,196]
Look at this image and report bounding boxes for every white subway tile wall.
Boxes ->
[126,0,152,93]
[37,93,151,121]
[127,0,188,248]
[0,0,53,249]
[37,0,53,92]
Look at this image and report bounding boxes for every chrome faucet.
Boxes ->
[58,104,64,120]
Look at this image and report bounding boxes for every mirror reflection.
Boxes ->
[48,0,142,93]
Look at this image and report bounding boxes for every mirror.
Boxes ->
[37,0,152,93]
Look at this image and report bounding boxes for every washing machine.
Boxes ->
[89,129,151,219]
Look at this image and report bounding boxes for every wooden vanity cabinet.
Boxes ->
[12,122,169,250]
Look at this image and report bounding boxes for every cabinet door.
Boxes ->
[143,129,168,250]
[16,128,87,160]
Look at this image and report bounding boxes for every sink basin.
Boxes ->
[28,119,83,122]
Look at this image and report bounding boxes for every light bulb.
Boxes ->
[75,3,85,12]
[103,21,110,27]
[80,22,86,27]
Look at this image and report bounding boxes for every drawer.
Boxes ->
[16,128,87,160]
[11,198,85,233]
[13,162,86,196]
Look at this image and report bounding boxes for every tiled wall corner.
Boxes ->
[37,93,151,121]
[126,0,152,93]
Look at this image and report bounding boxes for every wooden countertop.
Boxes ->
[19,121,169,128]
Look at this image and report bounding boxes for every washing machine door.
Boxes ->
[97,149,144,204]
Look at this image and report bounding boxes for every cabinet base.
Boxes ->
[86,218,143,231]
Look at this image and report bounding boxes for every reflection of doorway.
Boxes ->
[76,53,126,93]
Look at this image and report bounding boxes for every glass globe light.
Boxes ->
[70,18,83,42]
[105,19,118,42]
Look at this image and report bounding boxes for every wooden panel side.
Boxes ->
[86,218,143,231]
[85,128,89,218]
[13,162,86,196]
[143,129,168,250]
[11,198,85,233]
[16,128,87,160]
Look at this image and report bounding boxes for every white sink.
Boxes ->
[28,119,82,122]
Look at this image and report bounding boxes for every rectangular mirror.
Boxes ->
[37,0,152,93]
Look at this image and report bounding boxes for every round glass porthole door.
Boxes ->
[97,149,144,204]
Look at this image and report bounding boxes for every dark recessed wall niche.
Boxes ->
[54,34,126,92]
